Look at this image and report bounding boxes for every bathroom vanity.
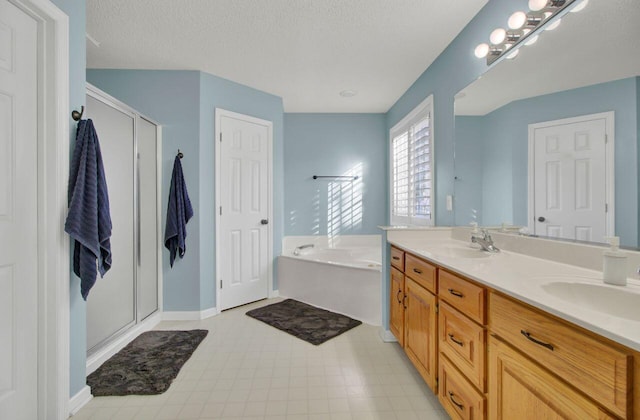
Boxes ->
[384,228,640,419]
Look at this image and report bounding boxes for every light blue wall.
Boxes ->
[87,69,285,306]
[386,0,528,227]
[380,0,526,332]
[198,72,284,300]
[283,114,386,236]
[456,77,639,246]
[50,0,87,398]
[453,116,485,226]
[87,70,204,311]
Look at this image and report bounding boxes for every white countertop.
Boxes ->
[387,234,640,352]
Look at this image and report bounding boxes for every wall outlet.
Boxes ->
[446,195,453,211]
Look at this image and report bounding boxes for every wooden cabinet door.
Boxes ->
[404,277,438,392]
[489,336,614,420]
[389,266,405,346]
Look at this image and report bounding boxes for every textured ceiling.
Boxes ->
[86,0,488,113]
[455,0,640,115]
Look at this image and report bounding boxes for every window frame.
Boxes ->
[389,94,435,226]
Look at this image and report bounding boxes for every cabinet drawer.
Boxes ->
[439,302,486,392]
[405,253,437,293]
[489,336,616,420]
[390,246,405,271]
[439,355,486,420]
[439,270,486,324]
[490,292,631,419]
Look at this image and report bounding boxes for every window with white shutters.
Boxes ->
[390,95,434,226]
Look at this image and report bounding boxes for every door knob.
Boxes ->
[538,216,546,222]
[260,219,269,225]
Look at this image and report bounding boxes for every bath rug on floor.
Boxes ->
[87,329,208,396]
[246,299,362,345]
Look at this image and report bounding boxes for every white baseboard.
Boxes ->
[379,327,397,343]
[270,289,279,298]
[163,307,218,321]
[86,312,162,375]
[200,306,217,319]
[69,385,92,416]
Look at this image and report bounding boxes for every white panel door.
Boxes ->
[533,117,607,242]
[219,113,270,310]
[0,1,38,419]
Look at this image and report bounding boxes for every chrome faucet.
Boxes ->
[293,244,314,256]
[471,229,500,253]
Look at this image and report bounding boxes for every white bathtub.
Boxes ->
[278,236,382,326]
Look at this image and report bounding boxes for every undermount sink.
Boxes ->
[541,281,640,321]
[434,246,492,259]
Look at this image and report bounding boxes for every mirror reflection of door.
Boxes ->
[529,112,613,242]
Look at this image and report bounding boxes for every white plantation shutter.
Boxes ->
[390,96,434,225]
[392,132,409,217]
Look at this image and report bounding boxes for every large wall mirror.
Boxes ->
[453,0,640,247]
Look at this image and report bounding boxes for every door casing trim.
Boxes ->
[527,111,615,238]
[214,108,274,312]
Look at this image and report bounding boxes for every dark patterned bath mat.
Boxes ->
[87,329,208,396]
[246,299,362,345]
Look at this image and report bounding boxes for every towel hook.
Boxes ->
[177,149,184,159]
[71,105,84,121]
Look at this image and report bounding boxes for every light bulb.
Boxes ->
[528,0,548,11]
[508,11,527,29]
[490,28,506,45]
[546,18,562,30]
[524,35,539,46]
[474,43,489,58]
[571,0,589,12]
[506,49,520,60]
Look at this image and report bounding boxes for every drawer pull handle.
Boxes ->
[396,289,403,304]
[448,334,464,346]
[448,288,464,298]
[448,392,464,410]
[392,256,400,260]
[412,268,423,274]
[520,330,554,351]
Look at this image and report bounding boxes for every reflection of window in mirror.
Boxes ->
[390,95,434,226]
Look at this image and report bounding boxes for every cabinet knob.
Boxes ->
[260,219,269,225]
[537,216,546,222]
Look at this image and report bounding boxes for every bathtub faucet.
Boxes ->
[293,244,314,256]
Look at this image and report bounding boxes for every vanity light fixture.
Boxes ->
[474,0,585,65]
[508,11,527,30]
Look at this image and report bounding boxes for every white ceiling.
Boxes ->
[86,0,488,113]
[455,0,640,116]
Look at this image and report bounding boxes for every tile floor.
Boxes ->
[71,298,449,420]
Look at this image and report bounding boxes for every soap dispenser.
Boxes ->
[603,236,627,286]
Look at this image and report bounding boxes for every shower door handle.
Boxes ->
[261,219,269,225]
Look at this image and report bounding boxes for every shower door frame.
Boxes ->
[84,84,164,370]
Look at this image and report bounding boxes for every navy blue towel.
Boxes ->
[65,119,113,300]
[164,156,193,267]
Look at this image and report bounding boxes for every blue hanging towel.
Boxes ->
[65,119,113,300]
[164,155,193,267]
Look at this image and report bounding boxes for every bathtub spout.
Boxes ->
[293,244,314,256]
